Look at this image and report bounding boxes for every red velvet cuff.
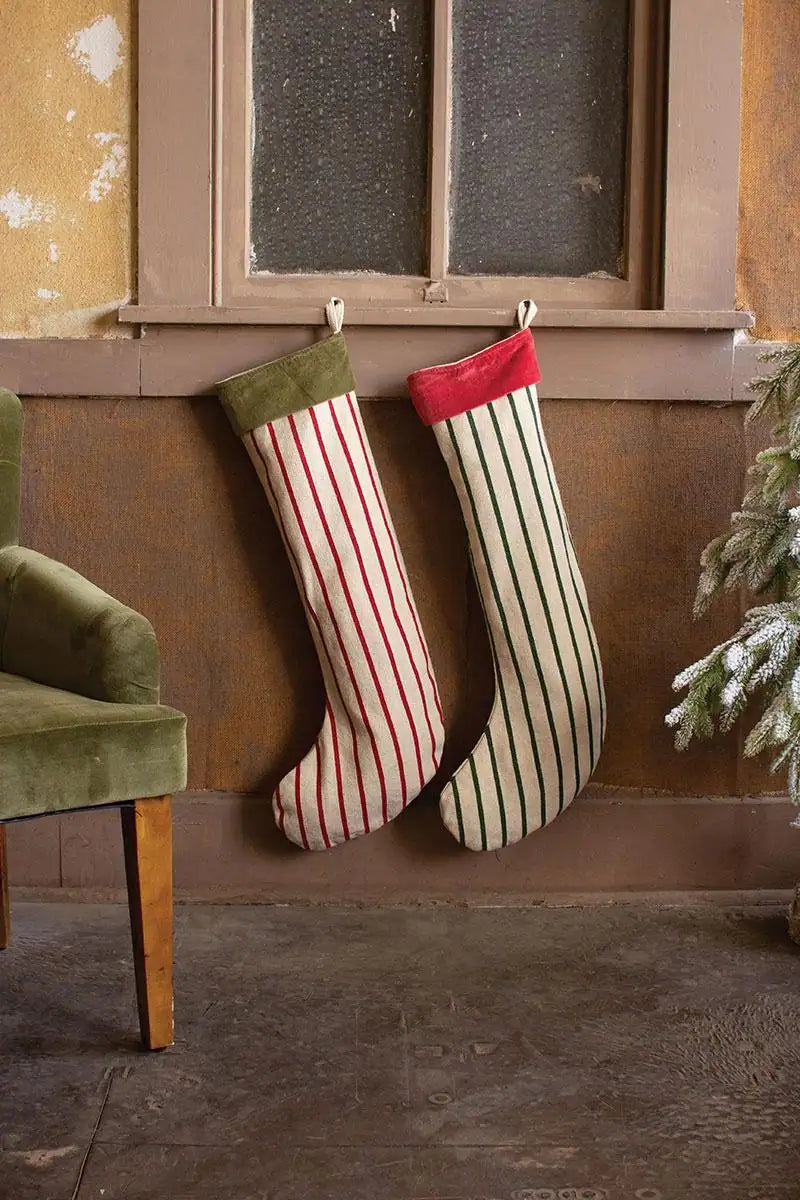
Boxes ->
[407,328,541,426]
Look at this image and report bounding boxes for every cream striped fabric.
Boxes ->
[432,383,605,850]
[245,391,444,851]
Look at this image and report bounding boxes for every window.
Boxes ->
[221,0,659,316]
[124,0,749,342]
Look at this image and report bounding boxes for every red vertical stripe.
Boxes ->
[251,431,362,838]
[309,404,425,792]
[331,397,440,778]
[294,760,310,851]
[274,781,286,833]
[268,423,387,824]
[326,698,349,839]
[313,740,330,849]
[288,412,402,820]
[347,394,445,730]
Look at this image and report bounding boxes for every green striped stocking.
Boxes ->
[407,308,605,850]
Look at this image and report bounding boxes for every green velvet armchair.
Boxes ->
[0,389,187,1050]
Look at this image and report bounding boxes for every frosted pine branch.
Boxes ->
[693,346,800,617]
[669,601,800,801]
[670,347,800,805]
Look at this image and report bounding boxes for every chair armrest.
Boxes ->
[0,546,160,704]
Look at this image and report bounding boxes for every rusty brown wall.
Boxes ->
[17,396,750,798]
[7,4,800,894]
[10,392,798,899]
[737,0,800,340]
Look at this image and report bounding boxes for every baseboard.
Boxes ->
[6,788,799,902]
[10,887,795,912]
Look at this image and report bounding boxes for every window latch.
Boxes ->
[424,280,449,304]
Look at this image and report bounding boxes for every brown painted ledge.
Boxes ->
[117,305,755,329]
[0,338,140,398]
[0,324,773,402]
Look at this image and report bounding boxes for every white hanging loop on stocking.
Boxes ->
[516,298,538,330]
[325,296,345,334]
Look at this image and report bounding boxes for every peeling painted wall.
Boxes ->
[0,2,132,337]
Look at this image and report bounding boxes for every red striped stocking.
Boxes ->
[407,303,605,851]
[218,315,444,850]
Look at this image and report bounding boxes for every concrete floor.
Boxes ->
[0,902,799,1200]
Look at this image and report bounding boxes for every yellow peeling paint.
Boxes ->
[0,2,132,337]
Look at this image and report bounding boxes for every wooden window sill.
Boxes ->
[117,306,754,331]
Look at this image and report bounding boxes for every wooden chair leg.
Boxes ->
[0,824,9,950]
[120,796,173,1050]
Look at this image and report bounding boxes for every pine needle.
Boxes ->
[670,345,800,802]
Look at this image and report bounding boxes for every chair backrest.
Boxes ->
[0,390,23,548]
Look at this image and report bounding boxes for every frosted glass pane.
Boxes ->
[450,0,630,277]
[251,0,430,275]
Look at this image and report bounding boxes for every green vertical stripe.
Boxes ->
[450,774,466,845]
[485,728,507,847]
[505,396,595,772]
[468,754,488,851]
[527,385,605,738]
[449,718,506,847]
[445,419,534,838]
[488,401,581,802]
[526,386,606,742]
[466,408,562,820]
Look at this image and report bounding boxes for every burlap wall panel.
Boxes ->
[545,399,756,794]
[17,396,761,801]
[737,0,800,341]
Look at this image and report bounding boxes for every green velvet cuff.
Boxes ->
[0,389,23,549]
[217,332,356,436]
[0,546,160,705]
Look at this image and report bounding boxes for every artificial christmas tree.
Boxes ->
[667,345,800,807]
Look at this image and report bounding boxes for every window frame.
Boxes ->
[121,0,749,332]
[221,0,655,314]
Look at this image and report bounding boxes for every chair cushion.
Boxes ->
[0,672,187,821]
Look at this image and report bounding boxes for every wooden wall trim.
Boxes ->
[7,789,798,900]
[118,306,753,329]
[663,0,744,310]
[731,337,792,402]
[0,332,779,402]
[0,339,141,397]
[139,326,739,401]
[137,0,214,306]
